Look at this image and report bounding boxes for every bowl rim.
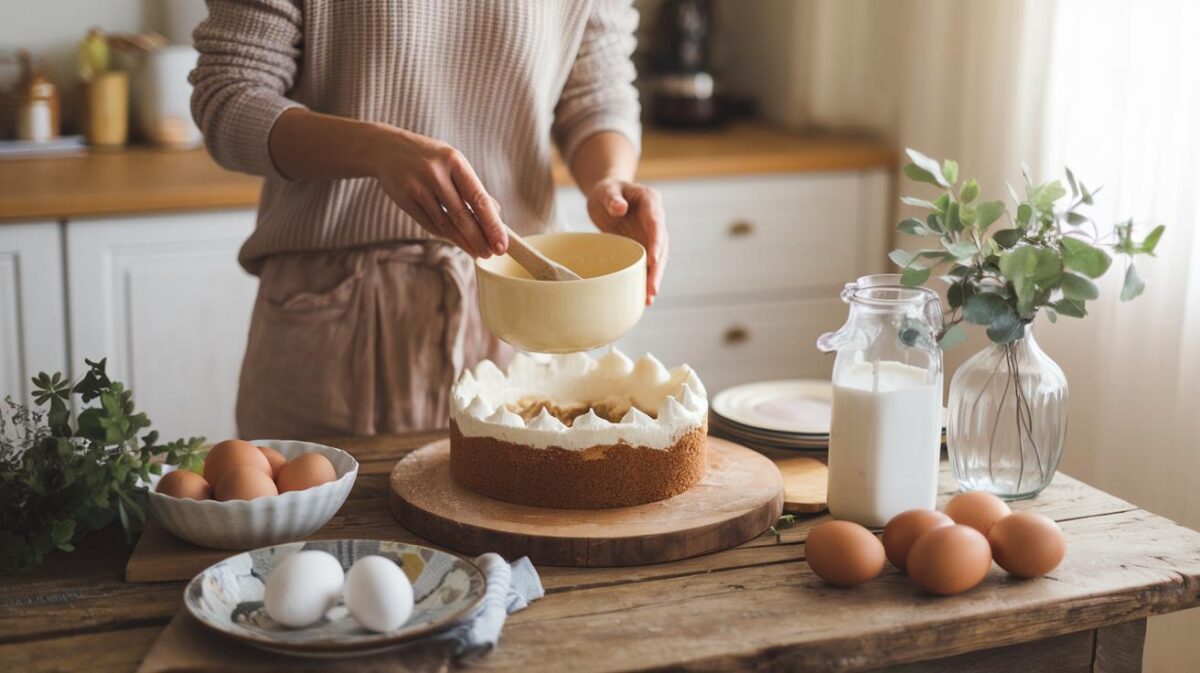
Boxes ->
[475,231,647,287]
[184,539,488,653]
[147,439,359,508]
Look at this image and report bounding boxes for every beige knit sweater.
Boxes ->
[190,0,641,271]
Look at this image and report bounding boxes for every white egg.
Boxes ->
[344,555,415,633]
[263,550,345,628]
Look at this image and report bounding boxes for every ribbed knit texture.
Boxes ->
[190,0,641,272]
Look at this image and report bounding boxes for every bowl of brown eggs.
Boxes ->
[148,439,359,550]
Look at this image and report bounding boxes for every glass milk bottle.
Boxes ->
[817,275,944,527]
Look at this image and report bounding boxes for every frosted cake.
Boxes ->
[449,350,708,509]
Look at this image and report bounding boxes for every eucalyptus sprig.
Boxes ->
[893,149,1165,346]
[0,359,205,573]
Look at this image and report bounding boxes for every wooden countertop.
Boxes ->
[0,124,893,223]
[3,430,1198,672]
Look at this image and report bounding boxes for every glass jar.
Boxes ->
[817,275,944,527]
[947,324,1067,499]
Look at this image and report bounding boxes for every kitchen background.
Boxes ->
[1,1,1197,670]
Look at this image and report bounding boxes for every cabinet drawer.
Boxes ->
[556,171,887,301]
[614,297,841,394]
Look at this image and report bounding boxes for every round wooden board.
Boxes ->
[389,436,784,566]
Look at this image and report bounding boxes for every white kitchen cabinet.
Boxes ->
[0,222,68,406]
[66,210,258,442]
[557,169,890,392]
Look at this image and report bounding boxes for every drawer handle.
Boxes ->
[723,325,750,345]
[728,220,755,237]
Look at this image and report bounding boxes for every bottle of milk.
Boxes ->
[817,275,944,527]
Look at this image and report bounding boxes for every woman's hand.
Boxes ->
[374,129,508,258]
[587,177,668,304]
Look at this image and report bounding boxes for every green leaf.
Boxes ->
[925,213,945,234]
[992,228,1024,249]
[1065,166,1079,198]
[889,249,914,268]
[897,218,930,236]
[906,148,950,187]
[986,312,1024,344]
[1033,180,1067,210]
[903,163,942,187]
[963,292,1012,326]
[1121,264,1146,301]
[960,178,979,204]
[947,282,974,309]
[1059,273,1099,301]
[1141,224,1165,255]
[901,196,937,210]
[1060,237,1112,278]
[901,266,932,286]
[932,193,952,215]
[1045,307,1058,323]
[1065,211,1089,226]
[946,202,963,233]
[975,201,1006,230]
[1016,203,1032,227]
[942,159,959,185]
[938,323,968,349]
[1051,298,1087,318]
[942,240,978,260]
[1080,182,1093,205]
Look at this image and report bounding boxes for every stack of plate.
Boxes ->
[710,379,949,453]
[709,380,836,451]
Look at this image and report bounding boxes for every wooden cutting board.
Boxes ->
[389,437,785,566]
[775,456,829,514]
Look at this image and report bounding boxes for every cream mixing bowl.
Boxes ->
[475,232,646,353]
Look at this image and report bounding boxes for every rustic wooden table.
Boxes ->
[3,430,1199,672]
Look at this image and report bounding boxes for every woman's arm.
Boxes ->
[569,132,667,304]
[268,109,507,257]
[552,0,666,302]
[190,0,506,257]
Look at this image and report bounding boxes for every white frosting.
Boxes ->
[451,350,708,450]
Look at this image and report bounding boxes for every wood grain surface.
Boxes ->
[389,437,784,566]
[0,124,893,222]
[4,430,1198,673]
[776,456,828,513]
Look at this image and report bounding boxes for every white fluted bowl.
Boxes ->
[148,440,358,550]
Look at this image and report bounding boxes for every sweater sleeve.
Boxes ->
[551,0,642,163]
[189,0,306,179]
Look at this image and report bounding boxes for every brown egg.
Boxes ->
[259,445,288,479]
[156,469,212,500]
[276,453,338,494]
[215,465,280,501]
[944,491,1012,536]
[805,520,886,587]
[882,509,954,573]
[907,524,993,595]
[203,439,273,486]
[989,511,1066,578]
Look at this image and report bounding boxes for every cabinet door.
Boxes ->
[0,222,68,406]
[66,211,257,442]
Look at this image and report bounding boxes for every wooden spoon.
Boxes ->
[503,227,582,281]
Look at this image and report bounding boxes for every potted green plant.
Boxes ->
[892,149,1164,498]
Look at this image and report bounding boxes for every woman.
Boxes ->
[190,0,666,439]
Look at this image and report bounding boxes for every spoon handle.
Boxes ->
[504,227,582,281]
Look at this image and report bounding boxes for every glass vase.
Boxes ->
[947,324,1068,499]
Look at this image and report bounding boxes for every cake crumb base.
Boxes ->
[449,421,708,509]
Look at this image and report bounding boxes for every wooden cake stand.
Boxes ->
[389,436,784,566]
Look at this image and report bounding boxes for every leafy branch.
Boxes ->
[0,359,205,573]
[893,149,1164,346]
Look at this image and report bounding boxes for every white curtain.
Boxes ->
[1038,2,1200,671]
[751,1,1200,670]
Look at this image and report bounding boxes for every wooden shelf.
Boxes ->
[0,123,893,223]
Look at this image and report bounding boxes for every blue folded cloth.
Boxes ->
[429,553,544,659]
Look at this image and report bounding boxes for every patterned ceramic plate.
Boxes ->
[184,539,487,657]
